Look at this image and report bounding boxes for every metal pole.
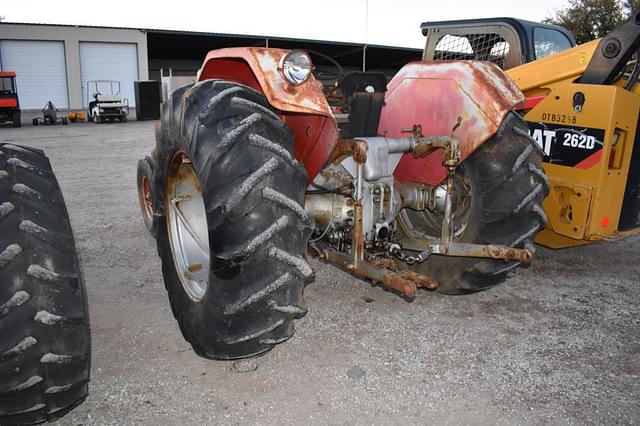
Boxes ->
[362,45,367,72]
[363,0,368,72]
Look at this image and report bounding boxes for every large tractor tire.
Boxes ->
[0,143,90,424]
[154,81,314,359]
[399,112,549,294]
[136,156,158,237]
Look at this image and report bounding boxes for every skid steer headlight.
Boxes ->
[279,50,312,86]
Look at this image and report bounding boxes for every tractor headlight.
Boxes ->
[279,50,312,86]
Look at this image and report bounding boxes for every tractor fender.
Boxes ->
[378,61,525,186]
[197,48,338,181]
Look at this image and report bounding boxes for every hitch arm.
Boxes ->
[399,238,533,264]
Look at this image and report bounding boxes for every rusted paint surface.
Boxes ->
[398,270,438,290]
[197,47,338,182]
[328,138,369,165]
[199,48,333,116]
[400,238,533,263]
[378,61,524,186]
[381,271,417,299]
[443,242,533,263]
[319,248,439,300]
[168,151,202,194]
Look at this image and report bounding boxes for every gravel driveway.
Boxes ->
[1,120,638,425]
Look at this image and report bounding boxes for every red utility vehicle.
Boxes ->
[0,71,21,127]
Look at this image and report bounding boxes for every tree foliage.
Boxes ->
[544,0,631,44]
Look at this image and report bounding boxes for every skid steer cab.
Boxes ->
[86,80,129,123]
[424,15,640,248]
[138,47,547,360]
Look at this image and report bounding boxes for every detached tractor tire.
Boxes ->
[136,156,158,237]
[154,80,314,359]
[399,112,549,294]
[0,143,90,424]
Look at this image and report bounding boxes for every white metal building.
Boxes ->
[0,23,148,109]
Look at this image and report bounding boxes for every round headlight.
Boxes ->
[279,50,312,86]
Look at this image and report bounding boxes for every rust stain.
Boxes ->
[196,47,339,182]
[381,61,524,186]
[198,47,335,118]
[168,151,202,194]
[398,271,438,290]
[381,271,417,299]
[328,138,369,165]
[187,263,204,273]
[447,243,533,263]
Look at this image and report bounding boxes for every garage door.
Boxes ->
[0,40,68,109]
[80,42,138,107]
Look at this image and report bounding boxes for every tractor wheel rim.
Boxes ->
[141,176,154,220]
[166,151,210,302]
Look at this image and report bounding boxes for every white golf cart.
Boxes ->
[86,80,129,123]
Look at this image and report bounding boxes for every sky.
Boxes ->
[1,0,568,48]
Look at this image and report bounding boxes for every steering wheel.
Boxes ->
[308,50,344,90]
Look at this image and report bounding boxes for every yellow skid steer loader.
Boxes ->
[423,15,640,248]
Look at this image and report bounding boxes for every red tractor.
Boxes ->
[0,71,21,127]
[137,48,548,359]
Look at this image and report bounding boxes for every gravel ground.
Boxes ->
[1,120,639,425]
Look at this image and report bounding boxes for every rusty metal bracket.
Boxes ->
[318,249,439,299]
[328,138,368,165]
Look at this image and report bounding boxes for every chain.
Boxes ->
[387,243,434,265]
[387,243,421,265]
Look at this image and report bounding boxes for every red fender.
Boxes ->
[197,48,338,182]
[378,61,525,186]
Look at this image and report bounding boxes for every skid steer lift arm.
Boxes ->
[580,13,640,86]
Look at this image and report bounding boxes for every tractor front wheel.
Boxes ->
[136,156,158,237]
[154,80,313,359]
[399,112,549,294]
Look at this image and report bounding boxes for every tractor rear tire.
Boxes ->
[399,112,549,294]
[154,80,314,359]
[0,143,90,424]
[136,156,158,237]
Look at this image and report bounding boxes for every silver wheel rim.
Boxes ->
[166,152,210,302]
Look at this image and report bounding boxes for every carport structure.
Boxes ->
[0,22,421,110]
[146,29,422,81]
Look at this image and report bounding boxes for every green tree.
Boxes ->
[545,0,624,43]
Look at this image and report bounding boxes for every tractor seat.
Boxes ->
[338,71,388,99]
[338,72,388,138]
